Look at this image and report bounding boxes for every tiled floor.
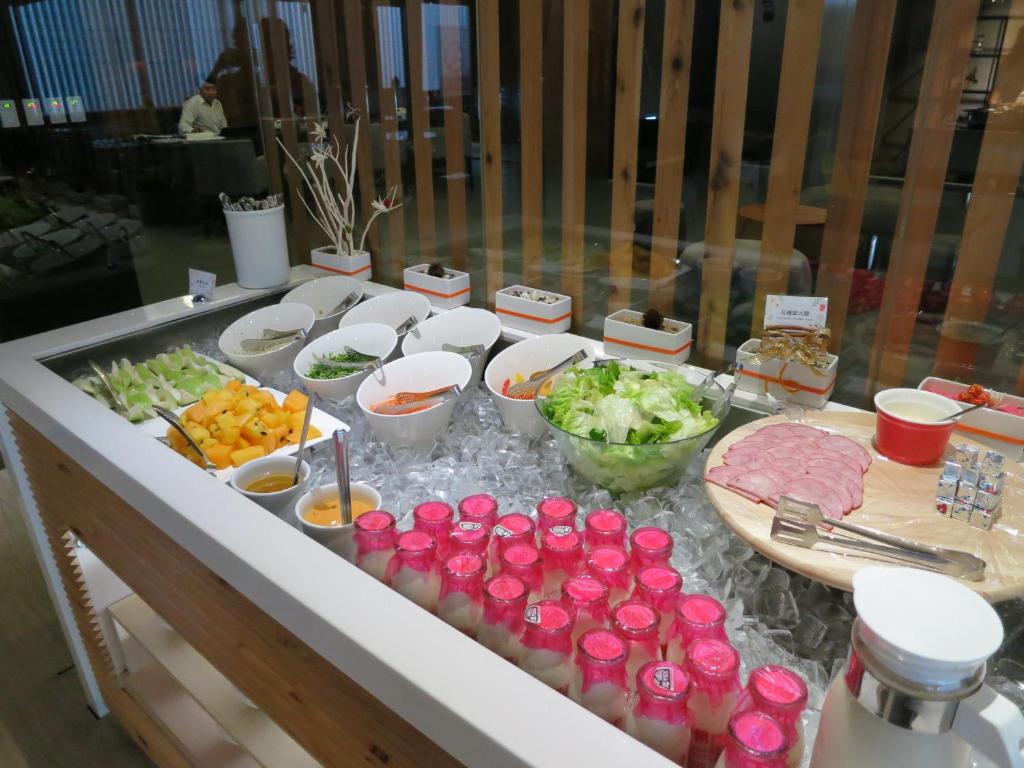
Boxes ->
[0,470,149,767]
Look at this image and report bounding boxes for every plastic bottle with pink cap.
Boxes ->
[448,520,490,561]
[611,600,662,686]
[742,666,807,767]
[518,600,575,693]
[536,496,578,535]
[585,545,632,606]
[686,638,742,768]
[560,575,610,646]
[499,543,544,601]
[385,530,441,612]
[633,564,683,647]
[352,510,397,582]
[540,527,585,596]
[438,553,486,636]
[458,493,498,530]
[413,501,455,559]
[568,629,629,724]
[626,660,693,763]
[489,512,536,573]
[478,574,529,662]
[629,526,674,573]
[666,593,728,666]
[713,710,788,768]
[583,509,627,550]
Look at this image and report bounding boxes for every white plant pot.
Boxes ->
[310,246,372,282]
[224,206,290,289]
[603,310,692,364]
[403,264,471,309]
[495,285,572,335]
[735,338,838,409]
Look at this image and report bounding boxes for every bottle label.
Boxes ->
[525,605,540,624]
[653,666,673,691]
[493,525,512,538]
[687,728,725,768]
[550,525,573,536]
[458,521,482,531]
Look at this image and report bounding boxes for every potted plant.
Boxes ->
[278,109,401,281]
[603,308,693,364]
[495,285,572,334]
[404,262,471,309]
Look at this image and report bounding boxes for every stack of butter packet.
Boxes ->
[935,444,1005,530]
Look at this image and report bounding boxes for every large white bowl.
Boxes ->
[356,351,472,450]
[484,333,600,438]
[293,323,398,401]
[217,303,316,380]
[338,290,431,339]
[281,275,364,340]
[400,307,501,387]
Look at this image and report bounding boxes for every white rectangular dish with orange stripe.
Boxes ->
[403,264,471,309]
[735,337,838,409]
[918,376,1023,462]
[495,285,572,334]
[603,309,692,364]
[311,247,372,282]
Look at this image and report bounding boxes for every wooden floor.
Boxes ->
[0,469,150,768]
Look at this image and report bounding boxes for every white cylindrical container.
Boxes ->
[569,630,629,725]
[518,601,574,693]
[224,205,289,289]
[626,661,693,764]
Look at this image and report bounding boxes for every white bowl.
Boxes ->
[295,481,382,559]
[230,455,311,517]
[217,303,316,380]
[356,351,473,450]
[484,333,599,438]
[338,290,431,339]
[400,307,501,387]
[281,275,364,340]
[293,323,398,401]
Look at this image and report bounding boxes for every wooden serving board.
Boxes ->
[705,411,1024,602]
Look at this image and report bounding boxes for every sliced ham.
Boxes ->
[728,469,788,503]
[808,471,856,513]
[818,434,872,472]
[766,447,810,464]
[705,465,749,491]
[723,453,773,471]
[816,447,864,474]
[805,458,863,489]
[784,424,828,439]
[776,478,845,520]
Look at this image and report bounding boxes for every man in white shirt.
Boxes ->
[178,80,227,135]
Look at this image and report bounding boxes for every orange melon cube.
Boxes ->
[282,390,309,414]
[206,443,232,469]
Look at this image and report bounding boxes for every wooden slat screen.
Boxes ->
[406,0,438,260]
[865,1,978,395]
[440,0,470,271]
[478,0,504,304]
[311,0,347,198]
[519,0,545,287]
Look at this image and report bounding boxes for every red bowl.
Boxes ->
[874,389,962,466]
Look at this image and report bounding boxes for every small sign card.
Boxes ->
[764,295,828,330]
[189,268,217,302]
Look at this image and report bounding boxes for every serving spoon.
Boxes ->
[291,392,316,487]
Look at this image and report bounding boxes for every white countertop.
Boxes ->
[0,266,684,768]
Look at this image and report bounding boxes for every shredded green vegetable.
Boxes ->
[305,351,376,380]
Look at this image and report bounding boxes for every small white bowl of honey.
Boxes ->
[295,481,382,559]
[230,455,312,517]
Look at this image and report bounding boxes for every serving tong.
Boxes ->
[506,349,588,399]
[772,496,986,581]
[442,342,485,361]
[240,327,307,353]
[325,290,360,317]
[312,345,383,375]
[394,316,421,337]
[373,383,464,415]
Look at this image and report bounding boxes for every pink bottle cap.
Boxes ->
[483,574,528,630]
[670,593,728,649]
[586,546,631,593]
[723,710,787,768]
[414,502,454,554]
[385,530,437,581]
[521,600,573,655]
[449,520,490,556]
[576,629,628,694]
[561,575,610,625]
[633,565,683,613]
[537,496,577,533]
[440,554,486,600]
[458,494,499,529]
[747,665,807,742]
[353,511,397,555]
[500,543,543,594]
[687,638,741,707]
[492,513,536,551]
[584,509,627,549]
[634,661,692,724]
[541,527,584,576]
[612,600,660,658]
[629,526,673,569]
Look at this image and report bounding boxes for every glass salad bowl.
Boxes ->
[534,359,731,494]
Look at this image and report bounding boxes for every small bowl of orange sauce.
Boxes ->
[230,455,311,517]
[295,482,383,559]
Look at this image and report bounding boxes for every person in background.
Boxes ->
[178,80,227,135]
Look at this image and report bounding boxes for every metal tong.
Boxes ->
[506,349,588,399]
[772,496,986,581]
[373,384,463,415]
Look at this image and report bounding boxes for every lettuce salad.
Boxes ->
[539,361,721,493]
